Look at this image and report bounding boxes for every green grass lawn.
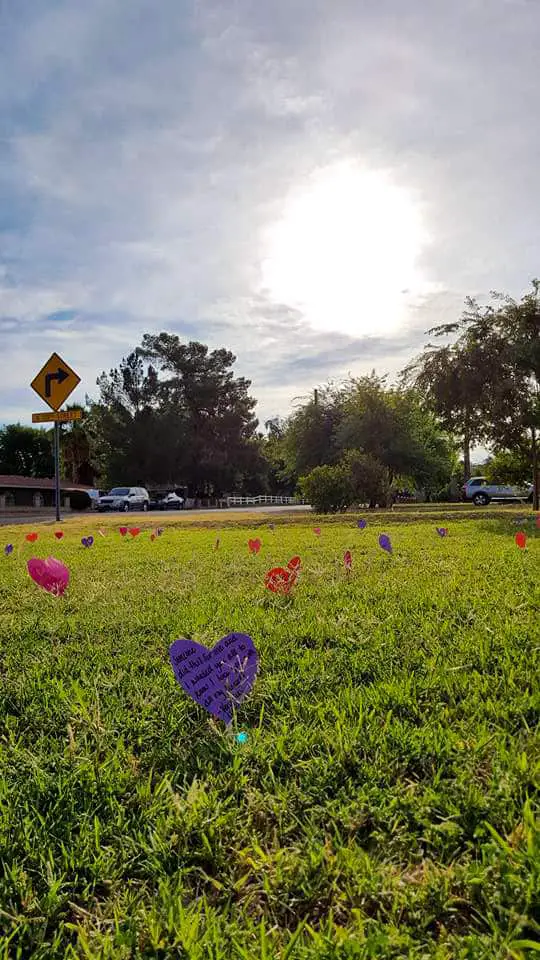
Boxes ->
[0,514,538,959]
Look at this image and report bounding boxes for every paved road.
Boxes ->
[0,504,312,526]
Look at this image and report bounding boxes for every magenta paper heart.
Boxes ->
[313,527,321,536]
[119,527,128,536]
[169,634,258,724]
[27,556,69,596]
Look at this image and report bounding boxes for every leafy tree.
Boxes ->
[281,376,454,496]
[418,281,540,508]
[280,387,342,482]
[484,449,532,487]
[336,377,455,491]
[89,335,259,495]
[60,406,94,485]
[0,424,54,477]
[403,340,487,480]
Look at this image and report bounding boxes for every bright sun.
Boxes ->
[260,162,434,338]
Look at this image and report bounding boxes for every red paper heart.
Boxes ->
[54,531,64,540]
[150,533,156,542]
[119,527,128,536]
[129,527,140,537]
[248,538,261,554]
[515,531,527,549]
[287,556,301,572]
[25,533,38,543]
[265,566,296,594]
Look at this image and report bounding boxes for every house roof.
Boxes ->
[0,475,93,492]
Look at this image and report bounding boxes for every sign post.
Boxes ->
[53,421,61,522]
[30,353,81,523]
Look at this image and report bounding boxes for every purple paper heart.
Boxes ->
[169,633,259,725]
[436,527,448,537]
[4,544,13,556]
[81,536,94,548]
[379,533,392,554]
[357,519,367,529]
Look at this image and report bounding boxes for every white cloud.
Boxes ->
[1,0,539,426]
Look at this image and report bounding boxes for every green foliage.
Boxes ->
[484,449,533,486]
[342,448,390,506]
[0,423,54,477]
[300,463,352,512]
[88,335,261,494]
[281,388,341,480]
[0,514,538,958]
[409,280,540,504]
[279,377,455,495]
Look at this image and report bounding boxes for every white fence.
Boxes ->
[226,495,307,507]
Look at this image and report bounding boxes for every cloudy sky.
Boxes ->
[1,0,539,427]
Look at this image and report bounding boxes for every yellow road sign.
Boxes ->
[32,409,83,424]
[30,352,81,411]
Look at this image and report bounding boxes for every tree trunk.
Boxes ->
[463,432,471,481]
[532,424,539,512]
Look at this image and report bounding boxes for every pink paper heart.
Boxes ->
[313,527,321,536]
[27,556,69,596]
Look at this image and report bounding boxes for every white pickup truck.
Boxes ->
[463,476,533,506]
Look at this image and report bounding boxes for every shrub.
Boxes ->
[300,464,352,513]
[342,450,390,507]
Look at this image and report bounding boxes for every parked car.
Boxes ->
[159,492,185,510]
[462,476,533,506]
[98,486,150,512]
